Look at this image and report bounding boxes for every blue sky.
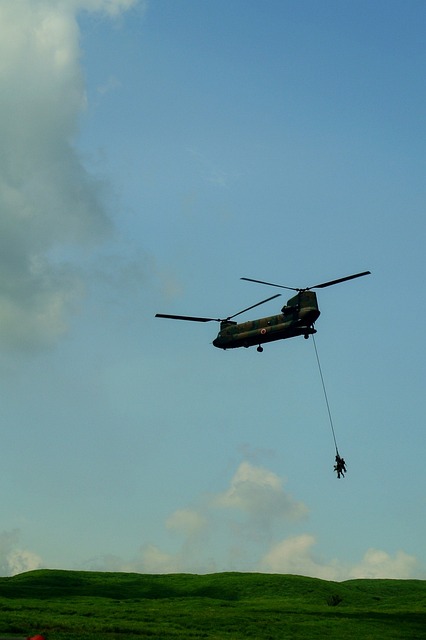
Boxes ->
[0,0,425,579]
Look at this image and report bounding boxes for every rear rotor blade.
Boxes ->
[309,271,371,289]
[228,294,281,320]
[241,277,298,291]
[156,294,281,325]
[155,313,219,323]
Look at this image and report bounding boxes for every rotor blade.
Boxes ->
[155,313,218,323]
[156,293,281,324]
[309,271,371,289]
[228,294,281,320]
[241,277,299,291]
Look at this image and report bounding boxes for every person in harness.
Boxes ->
[334,454,347,479]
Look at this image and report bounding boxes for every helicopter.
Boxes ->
[155,270,371,352]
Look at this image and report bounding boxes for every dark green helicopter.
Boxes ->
[155,271,370,352]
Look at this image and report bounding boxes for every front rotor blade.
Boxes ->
[309,271,371,289]
[241,277,298,291]
[228,294,281,320]
[155,313,218,323]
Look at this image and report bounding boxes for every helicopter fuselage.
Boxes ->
[212,290,320,350]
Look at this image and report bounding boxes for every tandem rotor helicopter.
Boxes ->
[155,271,371,353]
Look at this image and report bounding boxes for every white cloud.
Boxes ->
[0,530,42,576]
[260,536,419,581]
[214,461,308,522]
[166,508,207,537]
[83,543,217,575]
[78,462,421,580]
[132,460,420,579]
[7,548,43,576]
[260,534,341,581]
[135,545,181,574]
[0,0,140,351]
[84,537,420,581]
[348,548,417,579]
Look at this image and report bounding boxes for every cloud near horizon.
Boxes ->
[79,461,422,580]
[259,536,418,581]
[0,0,140,351]
[0,530,42,577]
[348,548,418,580]
[0,462,419,581]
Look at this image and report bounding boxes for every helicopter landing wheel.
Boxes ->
[304,334,309,339]
[257,345,263,353]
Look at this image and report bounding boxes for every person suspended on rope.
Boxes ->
[334,454,347,479]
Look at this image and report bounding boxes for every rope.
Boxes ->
[312,333,339,455]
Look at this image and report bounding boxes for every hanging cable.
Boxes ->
[312,333,339,455]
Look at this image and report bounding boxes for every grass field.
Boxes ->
[0,569,425,639]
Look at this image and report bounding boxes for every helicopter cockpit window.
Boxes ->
[282,305,296,316]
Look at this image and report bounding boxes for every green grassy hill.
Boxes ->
[0,569,425,639]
